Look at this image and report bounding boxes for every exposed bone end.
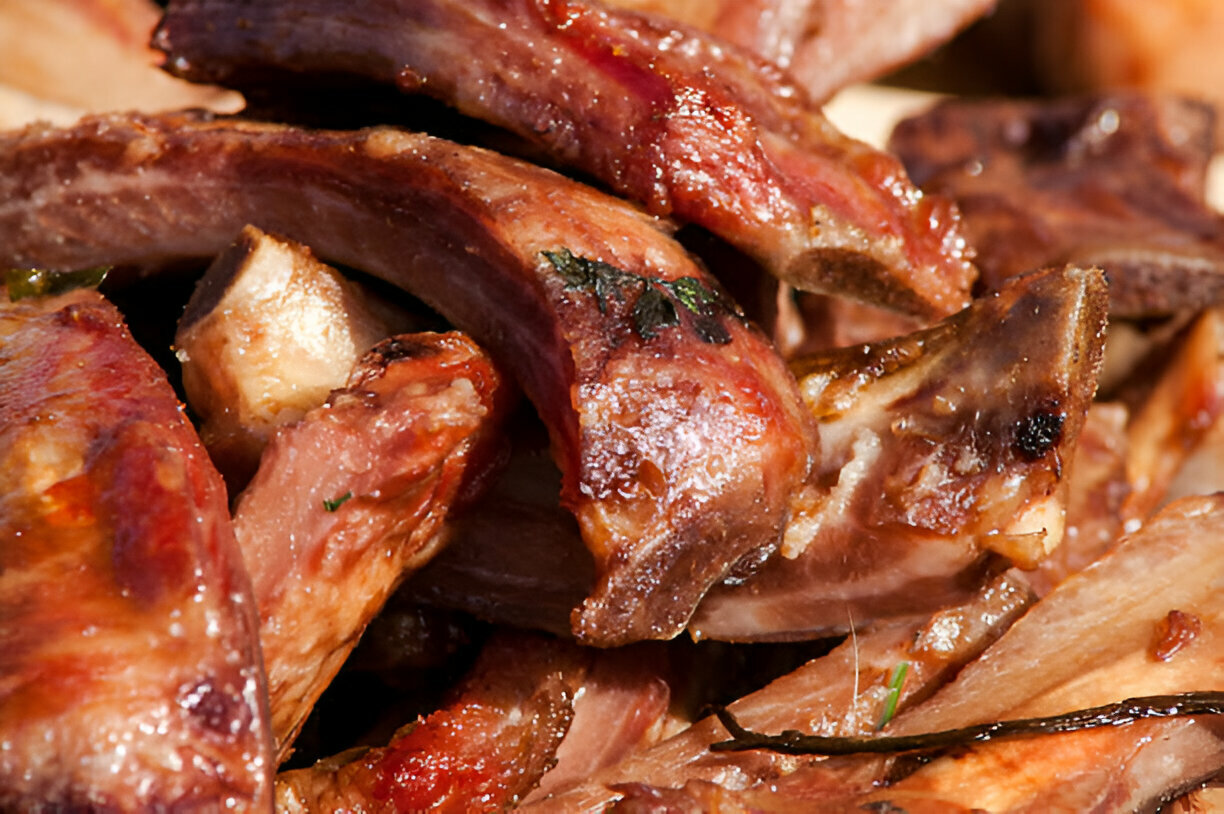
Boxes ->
[176,225,420,488]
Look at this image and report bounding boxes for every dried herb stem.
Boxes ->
[710,692,1224,756]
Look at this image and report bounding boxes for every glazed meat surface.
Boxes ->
[236,332,511,759]
[0,287,273,810]
[277,633,587,812]
[0,112,816,646]
[155,0,976,319]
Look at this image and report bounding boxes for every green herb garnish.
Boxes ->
[542,248,736,344]
[5,266,110,302]
[877,660,909,729]
[322,491,353,512]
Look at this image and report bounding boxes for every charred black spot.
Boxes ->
[372,335,437,363]
[1013,407,1064,461]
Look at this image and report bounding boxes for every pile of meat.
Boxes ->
[4,0,1224,811]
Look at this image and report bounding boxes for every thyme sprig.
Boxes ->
[322,491,353,512]
[542,248,735,344]
[709,692,1224,756]
[876,661,909,730]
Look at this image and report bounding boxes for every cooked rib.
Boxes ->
[154,0,976,319]
[177,224,423,489]
[412,267,1107,642]
[890,92,1224,316]
[690,265,1108,641]
[236,332,511,760]
[600,0,995,104]
[276,632,587,812]
[0,112,816,646]
[0,287,272,810]
[522,572,1032,812]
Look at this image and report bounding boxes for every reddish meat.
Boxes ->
[276,632,587,812]
[522,572,1031,812]
[235,333,512,759]
[155,0,976,319]
[0,112,816,646]
[0,287,272,810]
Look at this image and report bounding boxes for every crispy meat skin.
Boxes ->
[155,0,975,319]
[0,112,815,645]
[276,633,586,812]
[236,333,511,760]
[0,288,272,810]
[890,92,1224,316]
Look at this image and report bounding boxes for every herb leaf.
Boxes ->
[877,661,909,729]
[323,491,353,512]
[666,276,717,313]
[5,266,110,302]
[633,287,679,339]
[542,248,738,344]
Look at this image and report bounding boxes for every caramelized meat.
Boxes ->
[276,632,587,812]
[0,112,816,646]
[690,265,1107,641]
[890,92,1224,316]
[155,0,976,319]
[236,332,511,759]
[0,288,272,810]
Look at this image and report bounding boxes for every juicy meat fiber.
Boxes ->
[276,633,587,813]
[235,332,512,760]
[0,112,816,646]
[155,0,976,319]
[0,288,273,810]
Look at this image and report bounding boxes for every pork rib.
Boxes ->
[0,287,273,810]
[0,112,816,646]
[154,0,976,319]
[236,332,512,760]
